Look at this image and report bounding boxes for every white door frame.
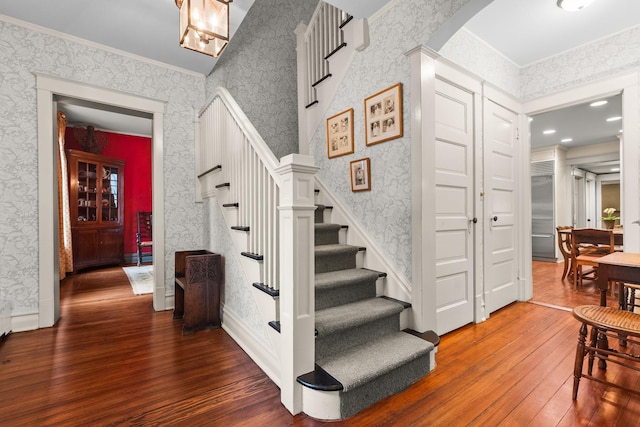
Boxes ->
[36,74,167,328]
[523,72,640,253]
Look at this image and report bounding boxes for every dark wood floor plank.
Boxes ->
[467,312,577,426]
[1,261,638,426]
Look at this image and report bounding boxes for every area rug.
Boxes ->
[123,265,153,295]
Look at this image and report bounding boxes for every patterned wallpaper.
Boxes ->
[520,25,640,101]
[205,0,318,160]
[0,19,205,315]
[438,27,521,98]
[204,198,266,342]
[308,0,469,282]
[439,24,640,102]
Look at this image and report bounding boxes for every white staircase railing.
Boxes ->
[302,2,351,109]
[296,1,369,153]
[198,90,282,291]
[197,87,317,415]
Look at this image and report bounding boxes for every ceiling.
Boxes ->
[465,0,640,67]
[1,0,636,149]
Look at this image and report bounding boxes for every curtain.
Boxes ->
[57,111,73,279]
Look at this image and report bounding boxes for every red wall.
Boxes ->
[65,128,152,257]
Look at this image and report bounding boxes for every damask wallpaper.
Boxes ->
[0,19,205,317]
[204,198,266,343]
[520,25,640,101]
[438,27,521,98]
[440,23,640,102]
[205,0,318,161]
[309,0,469,282]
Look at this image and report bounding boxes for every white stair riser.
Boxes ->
[301,387,341,421]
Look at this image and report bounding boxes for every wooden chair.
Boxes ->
[556,226,573,280]
[572,305,640,399]
[136,211,152,266]
[571,228,614,290]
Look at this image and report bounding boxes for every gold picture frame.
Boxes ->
[350,157,371,192]
[364,83,403,146]
[326,108,354,159]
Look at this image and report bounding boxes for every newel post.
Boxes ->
[276,153,318,414]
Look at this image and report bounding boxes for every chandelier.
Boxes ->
[176,0,231,57]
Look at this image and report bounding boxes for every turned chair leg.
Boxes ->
[597,328,608,370]
[587,326,598,375]
[573,323,588,400]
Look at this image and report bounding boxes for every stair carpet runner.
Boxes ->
[297,204,436,419]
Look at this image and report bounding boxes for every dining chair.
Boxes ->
[556,226,573,280]
[136,211,153,266]
[571,228,614,290]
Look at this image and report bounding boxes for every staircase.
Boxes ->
[197,1,439,415]
[297,203,437,419]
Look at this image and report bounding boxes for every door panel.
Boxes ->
[434,79,475,334]
[484,99,519,314]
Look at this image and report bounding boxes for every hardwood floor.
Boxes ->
[1,261,638,426]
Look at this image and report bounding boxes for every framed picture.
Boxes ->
[350,158,371,192]
[364,83,403,146]
[326,108,354,159]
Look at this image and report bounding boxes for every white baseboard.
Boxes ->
[221,305,281,388]
[11,310,40,332]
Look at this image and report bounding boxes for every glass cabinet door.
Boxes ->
[101,165,120,222]
[77,161,98,223]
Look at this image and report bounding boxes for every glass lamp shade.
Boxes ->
[178,0,230,57]
[557,0,595,12]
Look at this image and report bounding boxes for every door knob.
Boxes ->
[468,217,478,233]
[491,216,498,222]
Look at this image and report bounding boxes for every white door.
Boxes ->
[573,173,585,227]
[585,175,596,227]
[434,79,475,334]
[483,99,518,314]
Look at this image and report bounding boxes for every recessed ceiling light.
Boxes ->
[606,116,622,122]
[619,129,623,133]
[543,129,556,135]
[561,138,573,143]
[611,168,620,172]
[590,100,608,107]
[557,0,596,12]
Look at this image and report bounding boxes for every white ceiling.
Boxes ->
[1,0,636,149]
[465,0,640,67]
[464,0,638,174]
[0,0,256,76]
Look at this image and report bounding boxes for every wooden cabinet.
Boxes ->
[67,149,125,271]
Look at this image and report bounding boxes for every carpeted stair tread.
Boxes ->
[314,244,360,256]
[315,244,361,273]
[315,268,379,310]
[315,223,342,246]
[315,297,403,336]
[315,268,380,290]
[315,223,341,232]
[317,332,434,392]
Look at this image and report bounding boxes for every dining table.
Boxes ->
[557,227,623,246]
[595,251,640,308]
